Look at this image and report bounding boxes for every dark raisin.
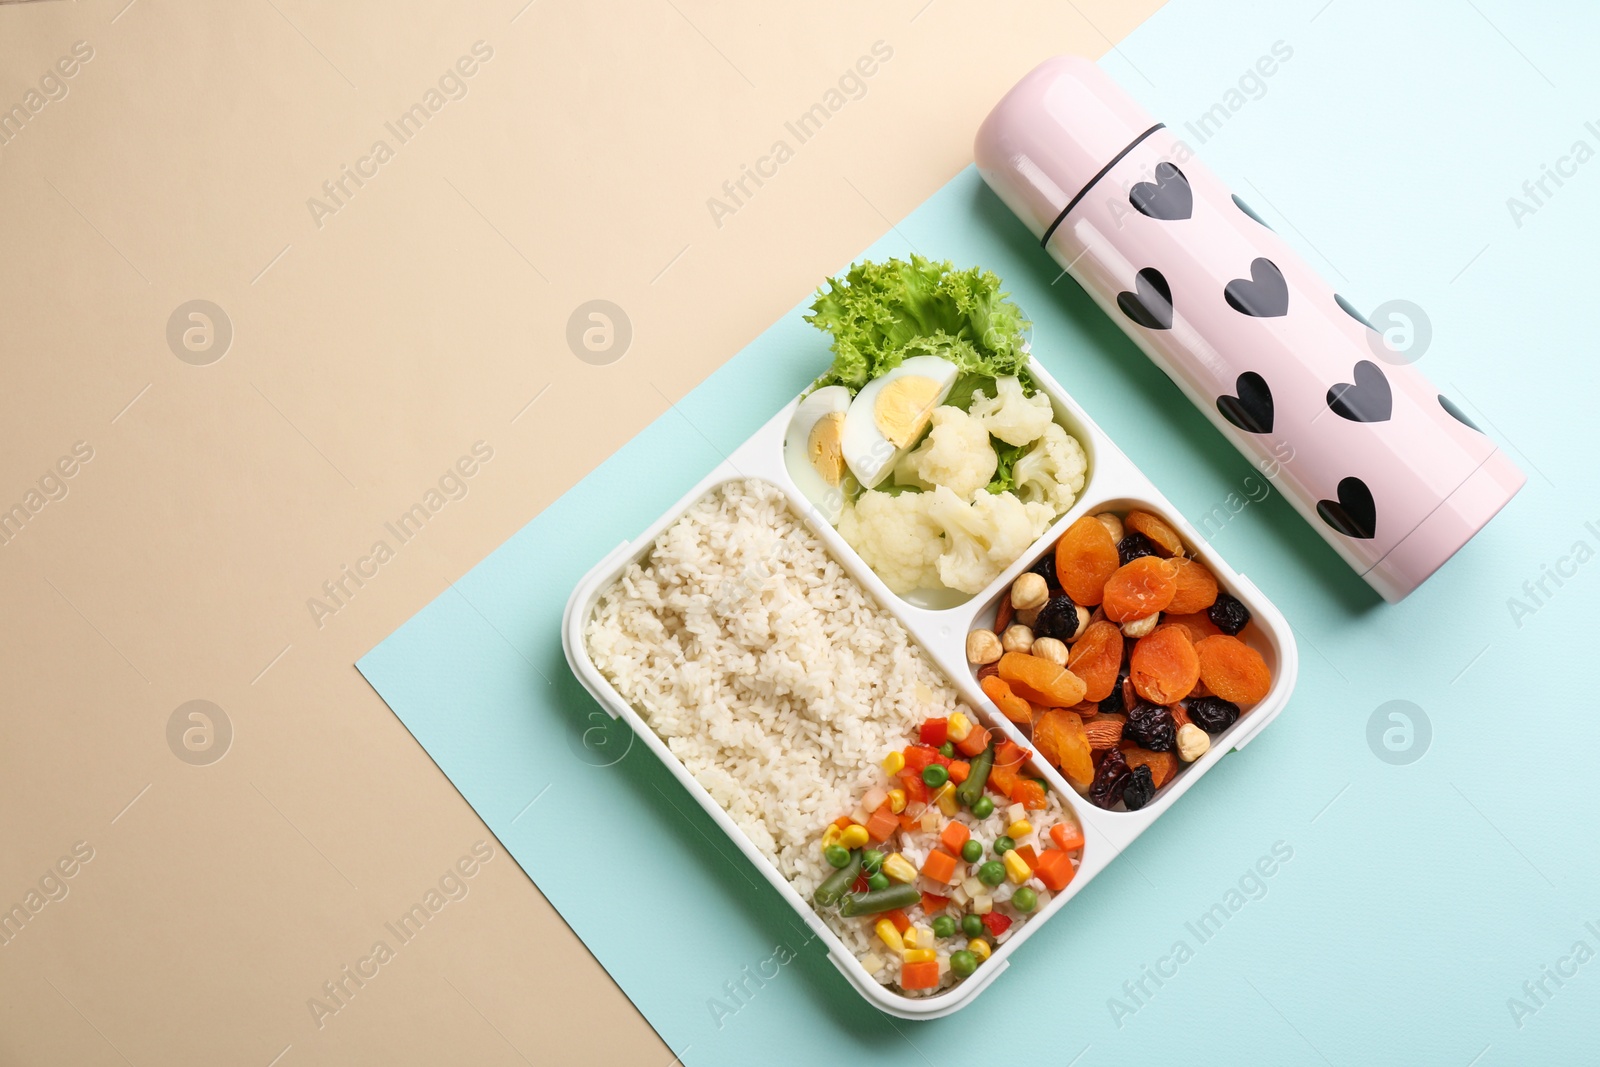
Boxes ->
[1087,746,1130,809]
[1118,532,1159,566]
[1124,702,1176,752]
[1187,696,1240,734]
[1207,591,1251,636]
[1122,765,1156,810]
[1032,594,1081,642]
[1029,552,1059,590]
[1098,669,1130,715]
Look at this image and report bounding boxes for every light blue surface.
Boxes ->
[359,1,1600,1061]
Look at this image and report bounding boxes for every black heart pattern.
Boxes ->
[1317,477,1377,540]
[1117,268,1174,331]
[1130,163,1193,221]
[1439,394,1481,431]
[1225,258,1289,318]
[1216,372,1275,434]
[1327,360,1393,423]
[1232,194,1272,229]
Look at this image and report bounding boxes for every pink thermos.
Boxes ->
[976,57,1523,602]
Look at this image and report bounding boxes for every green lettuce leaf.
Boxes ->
[805,255,1033,393]
[985,438,1029,495]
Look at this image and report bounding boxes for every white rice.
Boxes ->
[585,479,959,897]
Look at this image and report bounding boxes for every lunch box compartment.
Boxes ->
[563,357,1298,1018]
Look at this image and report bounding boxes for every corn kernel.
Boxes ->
[1004,849,1032,884]
[947,711,972,743]
[875,919,904,953]
[1007,819,1033,839]
[968,938,991,962]
[839,824,870,850]
[901,926,920,949]
[862,953,886,976]
[973,894,993,914]
[887,788,907,814]
[883,854,917,884]
[901,948,936,964]
[933,782,959,817]
[920,809,940,833]
[882,751,905,774]
[821,825,842,850]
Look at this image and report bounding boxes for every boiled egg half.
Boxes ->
[841,355,960,489]
[783,385,853,524]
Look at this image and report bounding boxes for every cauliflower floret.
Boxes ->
[894,405,997,498]
[1013,422,1089,515]
[923,485,1056,594]
[838,490,945,594]
[970,375,1054,447]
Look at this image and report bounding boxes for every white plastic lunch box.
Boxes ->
[562,356,1299,1019]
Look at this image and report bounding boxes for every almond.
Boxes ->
[1083,718,1124,750]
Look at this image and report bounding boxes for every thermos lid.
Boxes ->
[974,56,1159,242]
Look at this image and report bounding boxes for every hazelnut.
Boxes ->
[1001,624,1034,654]
[966,629,1003,666]
[1177,723,1211,763]
[1031,637,1068,666]
[1010,572,1049,612]
[1068,605,1091,641]
[1121,613,1159,638]
[1016,605,1041,627]
[1095,512,1125,542]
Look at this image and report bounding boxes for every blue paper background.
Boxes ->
[359,0,1600,1061]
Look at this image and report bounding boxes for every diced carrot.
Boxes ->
[832,816,855,830]
[947,759,970,785]
[1051,823,1085,853]
[981,675,1033,723]
[919,718,949,747]
[1011,778,1048,810]
[920,849,959,885]
[994,739,1029,770]
[1033,849,1076,892]
[939,821,969,853]
[988,763,1019,798]
[900,959,940,990]
[955,724,992,758]
[1013,844,1039,871]
[865,806,899,843]
[920,892,950,915]
[898,812,920,832]
[885,908,912,934]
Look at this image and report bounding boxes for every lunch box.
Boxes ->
[562,355,1299,1019]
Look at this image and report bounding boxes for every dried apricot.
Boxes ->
[1165,558,1220,615]
[1194,635,1272,704]
[1101,556,1179,622]
[998,651,1088,708]
[1124,510,1185,557]
[1161,611,1222,644]
[1034,709,1094,787]
[1067,620,1124,702]
[981,674,1033,723]
[1120,745,1179,788]
[1129,625,1200,704]
[1055,515,1120,606]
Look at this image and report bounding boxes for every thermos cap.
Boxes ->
[974,56,1159,242]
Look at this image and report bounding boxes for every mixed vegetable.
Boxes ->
[969,508,1275,810]
[783,256,1088,601]
[812,713,1084,995]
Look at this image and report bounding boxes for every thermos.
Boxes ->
[975,57,1523,602]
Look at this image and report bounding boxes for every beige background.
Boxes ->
[0,1,1164,1063]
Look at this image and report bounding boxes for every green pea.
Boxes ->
[861,849,885,875]
[961,913,985,938]
[960,840,983,864]
[932,915,957,939]
[994,836,1015,856]
[949,950,978,978]
[824,844,851,869]
[922,764,949,788]
[938,742,956,759]
[1011,886,1038,913]
[970,795,995,819]
[978,861,1005,887]
[867,871,891,890]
